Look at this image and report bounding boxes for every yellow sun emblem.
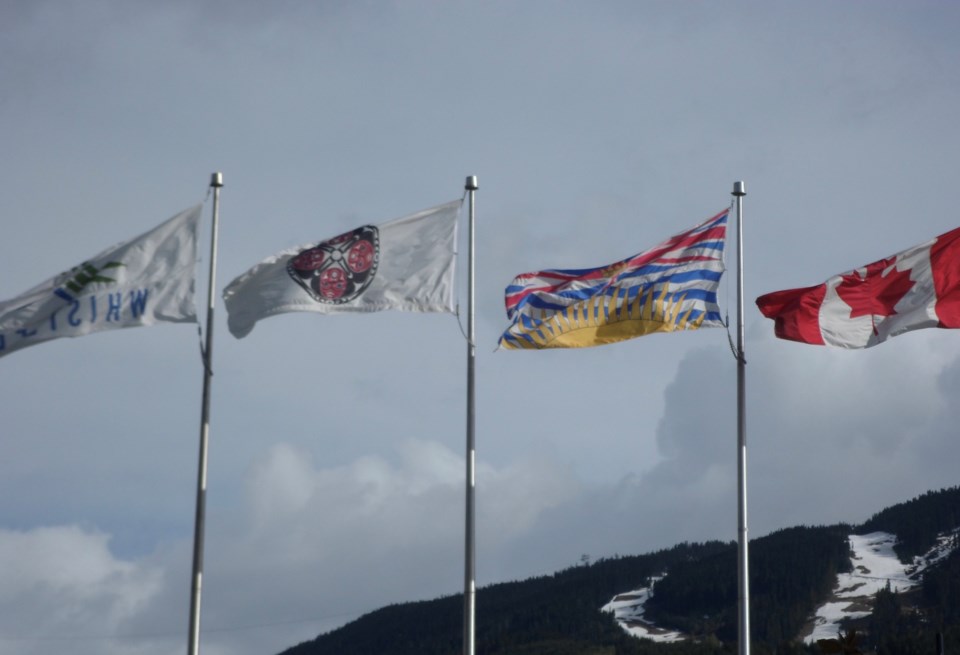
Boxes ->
[501,285,706,350]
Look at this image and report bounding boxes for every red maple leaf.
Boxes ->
[835,256,914,320]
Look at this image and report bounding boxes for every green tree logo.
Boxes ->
[54,261,125,301]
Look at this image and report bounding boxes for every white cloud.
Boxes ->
[190,439,583,654]
[0,526,163,655]
[0,441,579,654]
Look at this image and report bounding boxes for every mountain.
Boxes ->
[277,486,960,655]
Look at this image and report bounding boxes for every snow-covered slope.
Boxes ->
[601,576,684,643]
[804,529,959,643]
[602,528,959,645]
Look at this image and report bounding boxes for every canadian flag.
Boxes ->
[756,225,960,348]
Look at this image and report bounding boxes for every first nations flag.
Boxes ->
[756,225,960,349]
[223,200,460,339]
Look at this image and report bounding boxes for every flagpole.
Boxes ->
[733,180,750,655]
[463,175,478,655]
[188,172,223,655]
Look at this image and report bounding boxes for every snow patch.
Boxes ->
[603,528,958,646]
[602,576,685,643]
[804,529,959,643]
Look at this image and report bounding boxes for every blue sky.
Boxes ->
[2,2,960,654]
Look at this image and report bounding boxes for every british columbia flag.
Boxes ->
[498,208,729,350]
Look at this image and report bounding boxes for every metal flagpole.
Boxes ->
[188,172,223,655]
[733,180,750,655]
[463,175,478,655]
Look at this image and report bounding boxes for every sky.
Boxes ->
[2,1,960,654]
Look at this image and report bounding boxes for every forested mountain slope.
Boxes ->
[278,486,960,655]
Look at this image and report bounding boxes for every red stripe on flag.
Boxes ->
[755,284,827,345]
[930,225,960,328]
[621,224,726,270]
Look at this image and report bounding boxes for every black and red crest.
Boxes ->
[287,226,380,304]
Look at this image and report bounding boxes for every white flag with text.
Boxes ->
[0,204,201,359]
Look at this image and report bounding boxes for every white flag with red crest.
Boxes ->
[223,200,460,339]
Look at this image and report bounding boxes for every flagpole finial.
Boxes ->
[210,172,224,188]
[465,175,478,191]
[732,180,745,196]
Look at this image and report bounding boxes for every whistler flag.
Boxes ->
[223,200,460,338]
[756,225,960,349]
[498,208,728,350]
[0,204,201,359]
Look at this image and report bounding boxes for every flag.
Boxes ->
[756,225,960,348]
[0,204,201,359]
[498,208,729,350]
[223,200,460,338]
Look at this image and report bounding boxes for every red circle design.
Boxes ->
[287,225,379,304]
[291,248,325,271]
[319,267,348,299]
[347,240,375,273]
